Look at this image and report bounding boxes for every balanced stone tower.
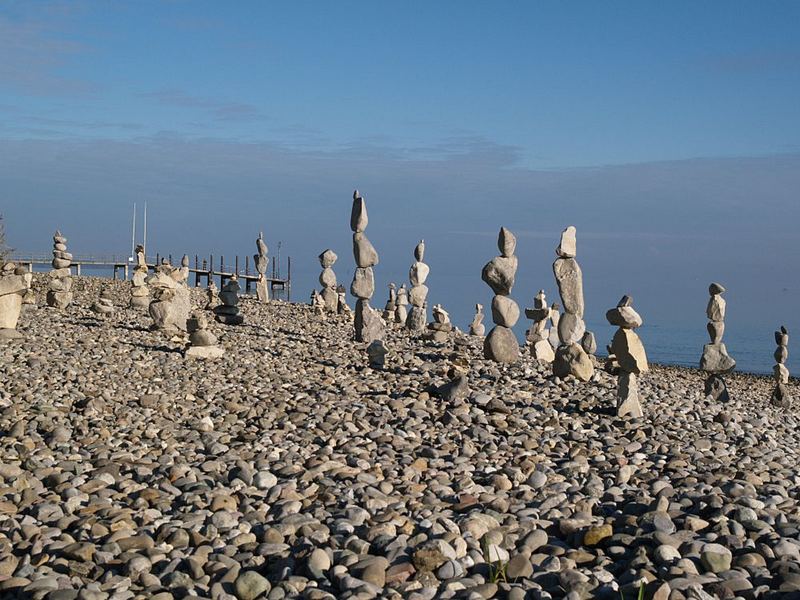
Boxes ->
[130,245,149,308]
[426,303,453,343]
[254,234,269,303]
[395,285,408,324]
[350,190,384,343]
[318,249,338,311]
[406,240,429,332]
[91,288,115,318]
[552,226,594,381]
[186,311,225,359]
[700,282,735,401]
[337,285,351,316]
[607,296,648,418]
[383,283,396,321]
[772,326,791,407]
[526,290,555,363]
[47,230,73,309]
[146,260,191,334]
[204,280,220,310]
[481,227,520,363]
[0,262,32,340]
[468,303,485,336]
[215,276,244,325]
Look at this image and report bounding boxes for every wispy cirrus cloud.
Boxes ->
[138,88,267,122]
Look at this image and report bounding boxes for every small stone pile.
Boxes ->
[185,310,225,359]
[350,190,384,343]
[383,283,396,321]
[395,284,408,324]
[336,284,351,316]
[526,290,555,363]
[204,280,219,310]
[552,226,594,381]
[468,303,485,336]
[406,240,429,332]
[91,288,115,318]
[366,339,388,369]
[772,326,791,407]
[426,303,453,343]
[214,276,244,325]
[481,227,520,363]
[254,235,269,303]
[146,260,192,334]
[130,245,149,308]
[311,289,326,316]
[607,295,649,418]
[46,230,73,309]
[318,249,338,311]
[700,282,735,401]
[0,262,32,340]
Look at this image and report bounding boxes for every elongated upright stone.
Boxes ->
[254,234,269,303]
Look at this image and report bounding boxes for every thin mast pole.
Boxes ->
[143,202,148,258]
[131,202,136,259]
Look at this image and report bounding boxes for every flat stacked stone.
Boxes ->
[318,249,338,312]
[468,303,485,337]
[700,282,735,401]
[214,276,244,325]
[350,190,384,343]
[46,230,73,309]
[772,326,791,407]
[607,295,648,418]
[204,280,220,310]
[382,283,397,321]
[394,284,408,324]
[0,262,32,340]
[91,288,115,318]
[185,311,224,359]
[146,260,192,334]
[254,235,269,303]
[552,226,594,381]
[130,245,149,308]
[525,290,555,363]
[406,240,429,332]
[425,303,453,343]
[481,227,520,363]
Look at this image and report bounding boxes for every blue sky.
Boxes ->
[1,1,799,372]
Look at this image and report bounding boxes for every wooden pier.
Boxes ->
[8,252,292,300]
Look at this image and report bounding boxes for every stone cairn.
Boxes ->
[607,295,649,418]
[552,226,594,381]
[46,230,73,309]
[481,227,520,363]
[204,281,220,310]
[178,254,190,285]
[395,284,408,324]
[547,303,560,349]
[406,240,429,332]
[700,282,735,401]
[526,290,555,363]
[130,245,149,308]
[336,285,351,316]
[367,339,388,369]
[311,289,326,316]
[426,303,453,343]
[383,283,396,321]
[91,288,115,318]
[350,190,384,343]
[772,326,791,407]
[318,249,338,312]
[254,235,269,303]
[146,260,191,334]
[186,310,224,359]
[468,303,485,336]
[214,276,244,325]
[0,262,32,340]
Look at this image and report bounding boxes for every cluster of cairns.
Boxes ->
[318,249,339,312]
[700,282,736,401]
[185,310,225,359]
[214,276,244,325]
[0,261,32,340]
[772,326,791,407]
[606,295,649,418]
[46,230,73,309]
[525,290,555,362]
[254,234,269,303]
[425,303,453,343]
[406,241,429,332]
[129,244,149,308]
[552,226,594,381]
[481,227,520,362]
[350,190,384,343]
[145,259,191,335]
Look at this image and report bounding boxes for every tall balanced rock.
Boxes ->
[318,249,338,311]
[254,234,269,303]
[607,295,648,418]
[406,240,429,332]
[772,326,791,407]
[0,262,32,340]
[526,290,555,363]
[395,284,408,324]
[383,283,396,321]
[47,230,73,309]
[469,303,485,337]
[350,190,384,343]
[552,226,594,381]
[130,245,149,308]
[215,276,244,325]
[481,227,520,363]
[700,282,735,401]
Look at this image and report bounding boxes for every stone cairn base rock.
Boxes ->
[552,226,594,381]
[607,295,648,418]
[204,281,220,310]
[468,303,485,337]
[214,276,244,325]
[91,288,115,318]
[146,261,192,335]
[382,283,396,321]
[311,289,327,317]
[481,227,520,363]
[318,249,338,311]
[254,234,269,303]
[350,190,384,343]
[525,290,555,363]
[185,311,224,359]
[406,241,429,332]
[130,244,149,308]
[426,304,453,343]
[366,339,388,369]
[772,326,791,407]
[46,230,73,309]
[700,282,735,401]
[394,284,408,324]
[0,262,32,340]
[336,284,351,316]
